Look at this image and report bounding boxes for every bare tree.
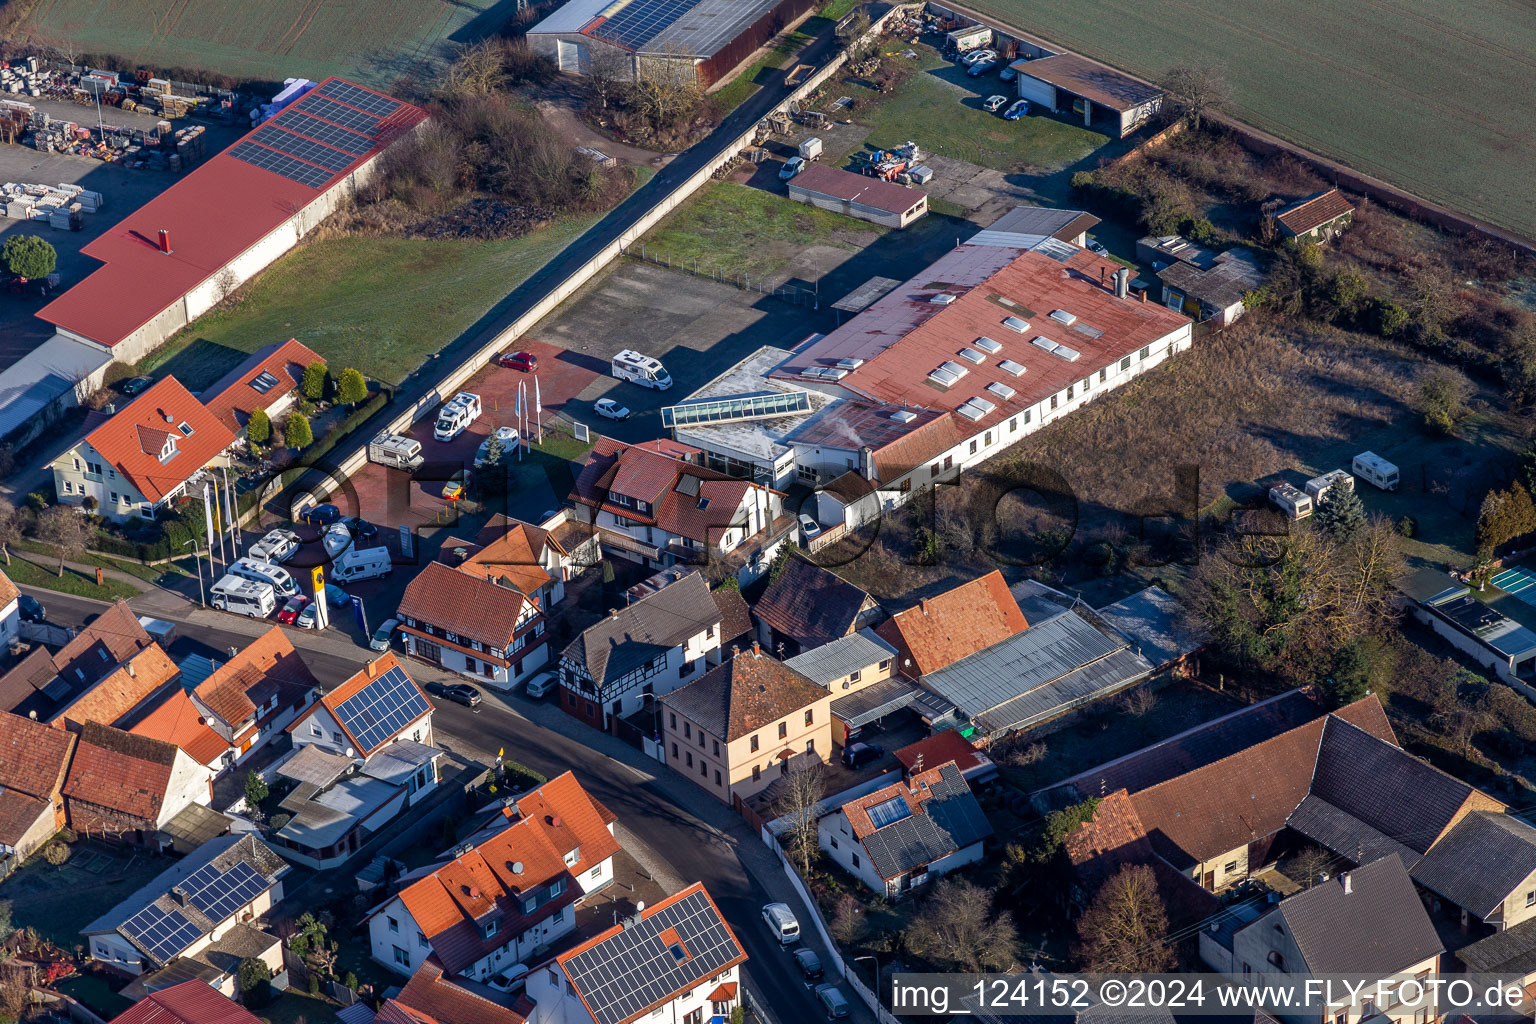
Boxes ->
[0,498,17,566]
[830,893,869,945]
[39,505,92,577]
[774,756,824,877]
[1162,63,1231,131]
[630,57,705,138]
[1075,863,1174,972]
[905,879,1020,972]
[443,39,510,96]
[1291,845,1332,889]
[583,46,633,112]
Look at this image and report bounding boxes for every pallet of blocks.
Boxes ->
[0,180,100,220]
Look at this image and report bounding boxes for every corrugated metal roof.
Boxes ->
[784,629,897,687]
[1412,811,1536,919]
[1095,585,1207,668]
[829,676,924,728]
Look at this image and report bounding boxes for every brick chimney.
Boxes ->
[157,229,172,254]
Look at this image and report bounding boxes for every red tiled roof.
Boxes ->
[130,689,229,766]
[707,983,739,1001]
[0,710,76,801]
[1276,188,1355,234]
[572,439,768,546]
[380,958,532,1024]
[52,643,179,731]
[109,979,265,1024]
[788,164,927,215]
[894,730,984,776]
[458,523,554,598]
[875,570,1028,676]
[0,788,49,848]
[38,79,427,350]
[52,599,153,684]
[193,625,317,729]
[200,338,326,433]
[845,773,931,839]
[398,561,533,652]
[63,721,179,828]
[311,653,431,756]
[71,377,235,502]
[773,246,1190,437]
[393,771,619,975]
[0,568,16,610]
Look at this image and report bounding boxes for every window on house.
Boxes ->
[1009,417,1017,432]
[713,739,720,756]
[1099,368,1107,383]
[804,709,813,726]
[1050,395,1058,410]
[778,721,787,739]
[1267,951,1284,969]
[1067,385,1074,400]
[1224,861,1237,873]
[1121,356,1131,371]
[393,946,409,966]
[1362,999,1375,1019]
[752,765,761,782]
[590,865,602,879]
[388,917,399,933]
[715,769,722,785]
[1023,409,1032,423]
[669,713,677,729]
[849,669,862,683]
[700,761,708,778]
[984,431,992,446]
[750,735,759,752]
[851,853,860,868]
[686,752,693,767]
[1140,346,1150,360]
[418,932,428,948]
[830,836,838,849]
[931,463,940,478]
[671,743,679,758]
[944,455,953,470]
[805,738,815,753]
[968,440,977,455]
[878,660,890,671]
[1527,890,1534,908]
[684,722,691,738]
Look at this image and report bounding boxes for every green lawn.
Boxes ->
[638,181,883,281]
[139,218,602,390]
[712,30,813,111]
[15,539,177,585]
[843,49,1107,173]
[1,553,141,600]
[2,839,166,950]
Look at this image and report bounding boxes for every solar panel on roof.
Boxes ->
[866,796,912,828]
[289,94,381,133]
[180,860,270,923]
[315,79,403,118]
[588,0,697,49]
[333,665,430,753]
[250,125,357,173]
[121,904,202,964]
[228,141,333,188]
[271,110,377,155]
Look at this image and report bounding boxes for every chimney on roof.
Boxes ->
[1114,267,1130,300]
[161,410,174,424]
[171,886,186,906]
[752,641,761,658]
[126,660,135,678]
[158,229,172,255]
[1342,872,1352,895]
[731,644,740,659]
[919,599,928,615]
[914,752,923,773]
[367,659,378,678]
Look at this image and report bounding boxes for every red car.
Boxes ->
[277,595,310,625]
[497,351,538,372]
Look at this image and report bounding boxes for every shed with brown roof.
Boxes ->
[875,570,1028,678]
[1274,188,1355,240]
[64,721,207,838]
[0,710,76,856]
[786,164,929,229]
[1012,53,1164,137]
[752,556,879,655]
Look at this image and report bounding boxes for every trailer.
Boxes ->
[1304,468,1355,504]
[1352,451,1399,491]
[1269,483,1313,520]
[798,137,823,162]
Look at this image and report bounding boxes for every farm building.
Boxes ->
[975,204,1100,247]
[1138,235,1265,326]
[1272,187,1355,241]
[528,0,816,86]
[1011,54,1162,137]
[31,78,426,370]
[785,164,929,229]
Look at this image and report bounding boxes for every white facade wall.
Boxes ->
[818,810,887,891]
[53,438,217,522]
[0,592,17,648]
[159,749,214,829]
[526,962,740,1024]
[290,703,435,756]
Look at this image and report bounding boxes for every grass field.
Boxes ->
[963,0,1536,239]
[139,215,600,390]
[2,551,141,599]
[13,0,519,87]
[844,49,1107,174]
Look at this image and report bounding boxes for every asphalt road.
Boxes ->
[275,6,888,516]
[19,584,861,1023]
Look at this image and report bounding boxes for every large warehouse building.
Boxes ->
[529,0,817,85]
[0,77,425,445]
[1011,54,1162,137]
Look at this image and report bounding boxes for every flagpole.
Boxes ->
[535,375,543,447]
[221,464,239,559]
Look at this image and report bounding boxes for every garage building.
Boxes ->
[529,0,817,86]
[1011,54,1162,137]
[786,164,928,229]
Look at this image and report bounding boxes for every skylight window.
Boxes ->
[866,796,912,828]
[1049,309,1078,325]
[1001,316,1029,334]
[957,347,986,364]
[998,359,1027,377]
[178,422,194,436]
[249,371,281,395]
[1031,337,1060,353]
[973,337,1002,354]
[987,381,1017,400]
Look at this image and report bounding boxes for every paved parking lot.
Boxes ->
[0,105,245,372]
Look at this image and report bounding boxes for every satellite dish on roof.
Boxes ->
[511,861,524,874]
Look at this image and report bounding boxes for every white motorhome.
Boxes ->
[211,576,276,618]
[1305,468,1355,504]
[611,350,672,390]
[1352,451,1399,491]
[1269,483,1313,520]
[434,393,483,442]
[332,546,392,583]
[249,528,300,563]
[369,432,424,471]
[228,557,299,598]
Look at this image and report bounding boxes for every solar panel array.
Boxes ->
[590,0,696,49]
[180,860,270,922]
[229,79,405,189]
[121,905,201,964]
[333,665,431,753]
[562,889,742,1024]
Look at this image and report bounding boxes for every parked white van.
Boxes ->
[761,902,800,945]
[434,392,483,441]
[249,528,300,563]
[611,350,672,390]
[211,575,276,618]
[332,546,392,583]
[1352,451,1399,491]
[229,557,299,597]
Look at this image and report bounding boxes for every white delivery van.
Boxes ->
[1304,468,1355,503]
[761,902,800,945]
[434,392,483,441]
[611,350,672,390]
[369,432,424,471]
[249,528,300,563]
[1352,451,1399,491]
[211,575,276,618]
[332,546,392,583]
[229,557,299,598]
[1269,483,1313,520]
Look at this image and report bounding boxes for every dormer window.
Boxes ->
[483,919,498,939]
[563,847,580,867]
[160,435,178,462]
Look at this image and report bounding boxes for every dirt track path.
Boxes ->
[535,96,674,168]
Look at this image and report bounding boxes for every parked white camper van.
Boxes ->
[434,393,483,442]
[229,557,299,598]
[331,546,392,583]
[211,576,276,618]
[1352,452,1399,491]
[611,350,672,390]
[249,528,300,564]
[370,432,424,471]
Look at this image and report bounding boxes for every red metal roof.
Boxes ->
[72,376,235,503]
[38,78,427,349]
[109,979,265,1024]
[788,164,927,215]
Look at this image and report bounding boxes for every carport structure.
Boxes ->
[829,677,956,743]
[1011,54,1164,137]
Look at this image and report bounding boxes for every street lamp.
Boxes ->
[181,538,206,608]
[853,953,880,993]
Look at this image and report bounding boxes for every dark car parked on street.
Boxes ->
[425,681,482,707]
